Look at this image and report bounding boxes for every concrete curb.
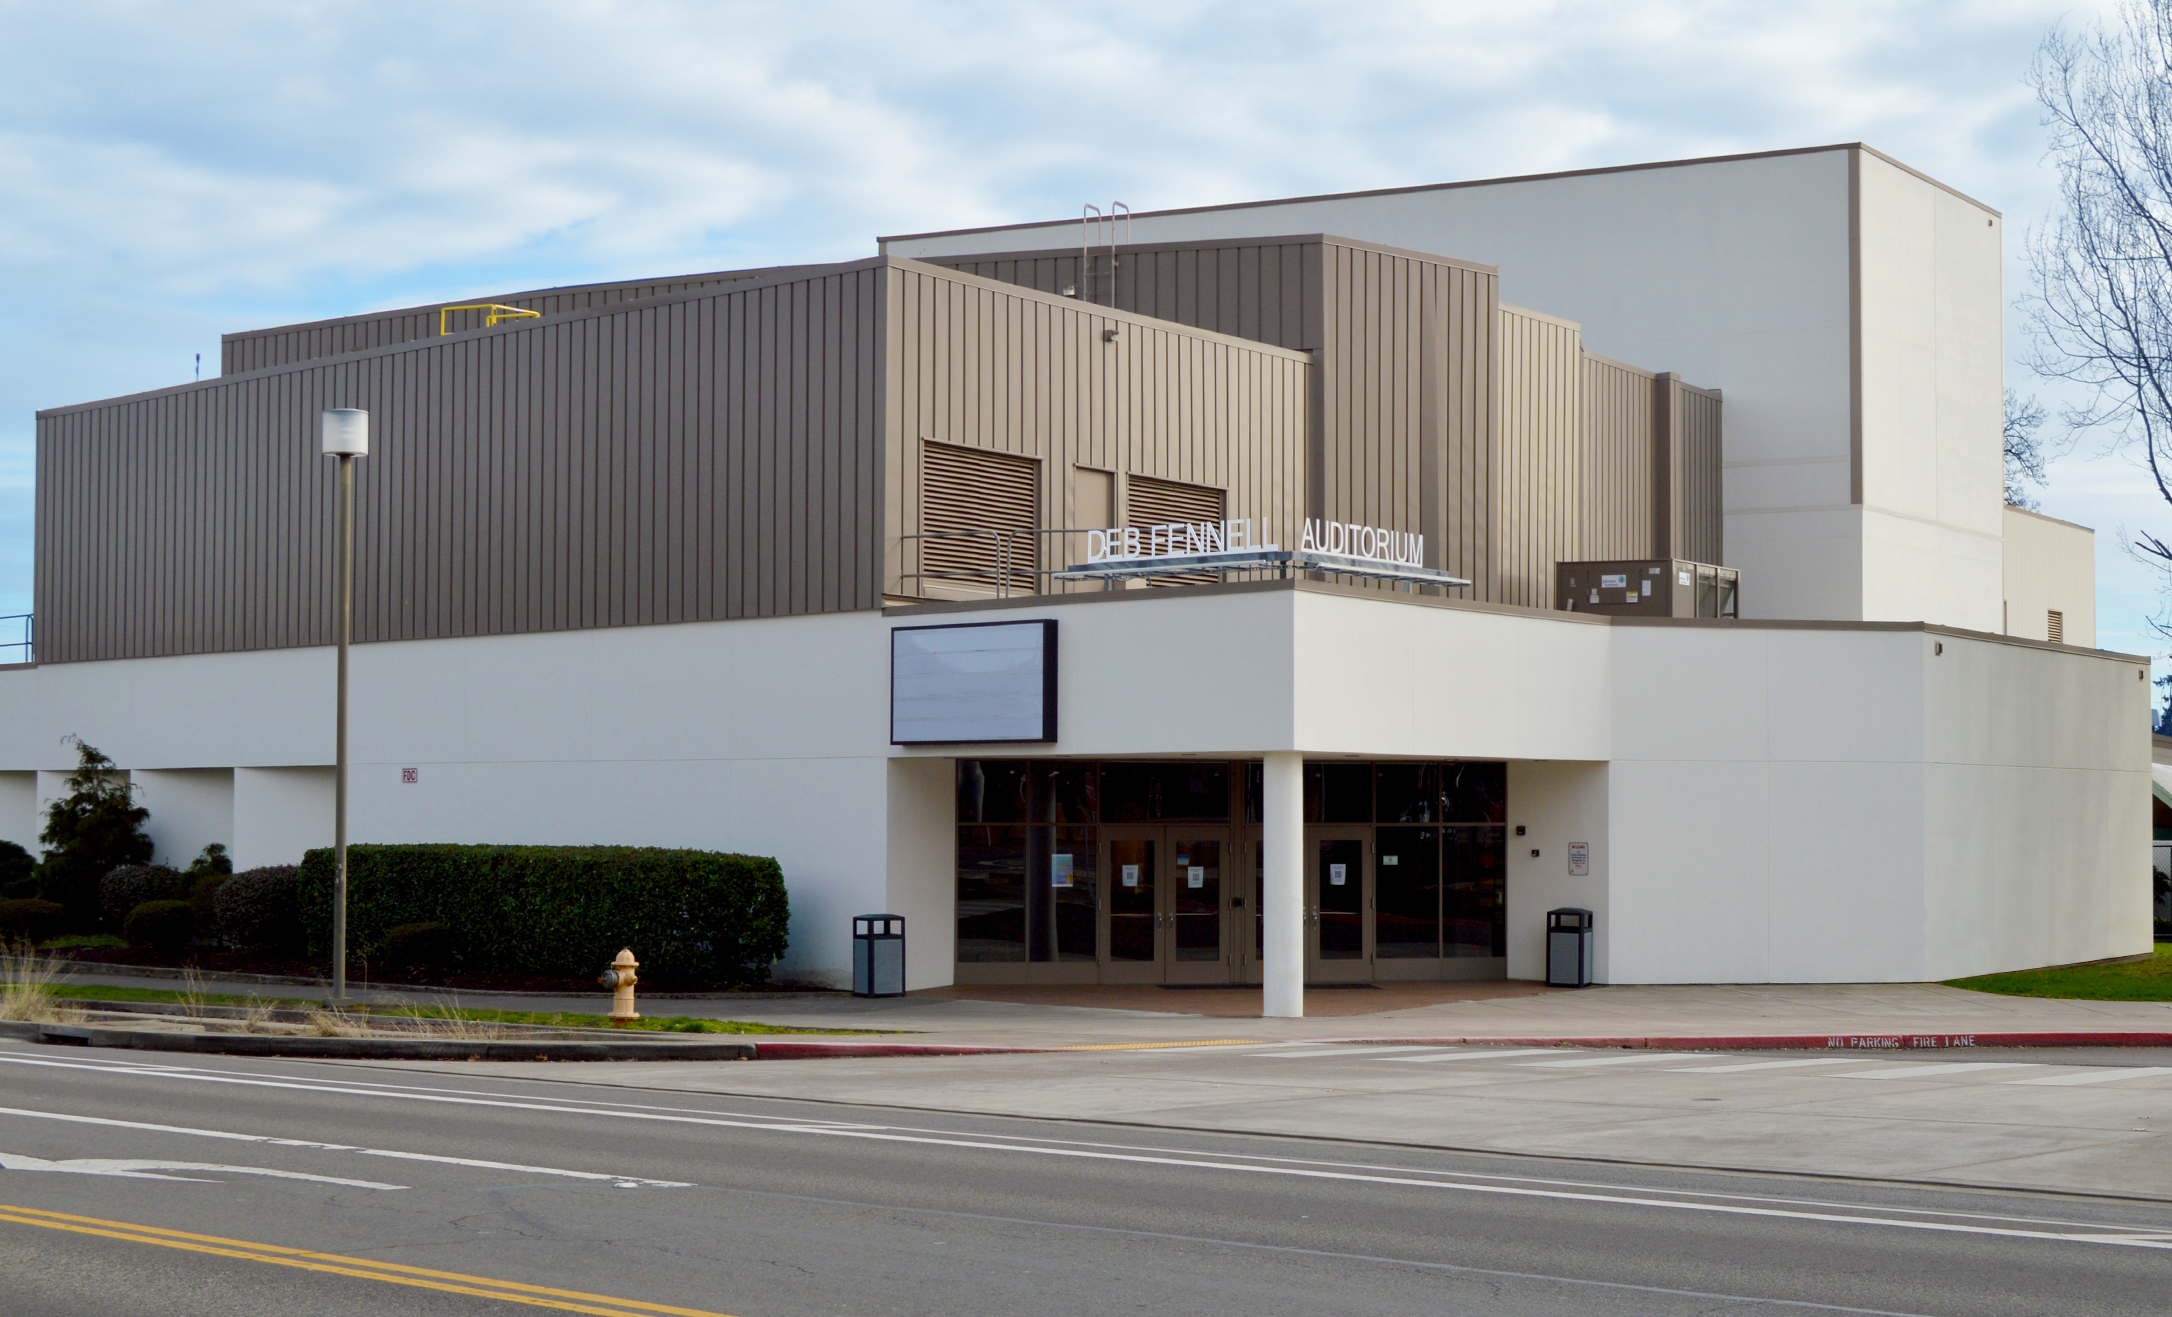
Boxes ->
[1328,1031,2172,1051]
[12,957,839,1000]
[0,1018,757,1062]
[750,1040,1043,1059]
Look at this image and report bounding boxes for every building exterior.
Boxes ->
[0,145,2151,1010]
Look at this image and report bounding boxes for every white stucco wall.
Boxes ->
[2001,505,2096,647]
[0,772,33,852]
[0,584,2144,986]
[134,768,234,870]
[1856,152,2006,633]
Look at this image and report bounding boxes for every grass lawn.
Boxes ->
[44,984,875,1034]
[1944,945,2172,1001]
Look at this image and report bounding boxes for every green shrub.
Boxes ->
[298,844,789,982]
[185,843,232,877]
[100,864,183,930]
[37,738,154,930]
[0,898,66,945]
[378,921,457,973]
[0,840,35,895]
[123,899,193,951]
[0,876,36,901]
[214,866,300,953]
[187,874,230,942]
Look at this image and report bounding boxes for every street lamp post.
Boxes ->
[320,409,368,1002]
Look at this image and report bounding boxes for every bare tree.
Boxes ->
[2024,0,2172,612]
[2005,389,2049,508]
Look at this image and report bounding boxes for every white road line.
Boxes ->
[1666,1059,1866,1074]
[1518,1052,1704,1069]
[0,1151,403,1189]
[0,1105,692,1187]
[1245,1045,1447,1059]
[1838,1063,2040,1081]
[2006,1067,2172,1087]
[11,1052,2172,1253]
[1388,1048,1566,1063]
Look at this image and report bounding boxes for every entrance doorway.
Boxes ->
[1100,826,1232,984]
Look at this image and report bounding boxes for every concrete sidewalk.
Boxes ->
[51,966,2172,1049]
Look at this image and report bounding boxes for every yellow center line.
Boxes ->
[0,1205,737,1317]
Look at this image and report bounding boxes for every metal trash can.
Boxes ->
[852,913,906,998]
[1546,908,1593,987]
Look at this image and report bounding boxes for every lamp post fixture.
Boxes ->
[320,408,368,1002]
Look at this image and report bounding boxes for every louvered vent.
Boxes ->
[921,441,1040,596]
[1128,475,1227,586]
[2047,610,2063,644]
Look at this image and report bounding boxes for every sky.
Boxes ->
[0,0,2162,698]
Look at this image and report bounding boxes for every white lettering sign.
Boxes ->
[1087,520,1267,563]
[1298,519,1424,568]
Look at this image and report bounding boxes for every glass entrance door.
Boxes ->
[1099,827,1231,984]
[1308,829,1371,982]
[1163,834,1226,984]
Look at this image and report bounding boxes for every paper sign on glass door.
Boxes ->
[1188,866,1205,888]
[1329,863,1347,886]
[1051,854,1074,888]
[1122,864,1140,888]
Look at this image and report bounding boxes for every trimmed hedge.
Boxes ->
[124,899,193,951]
[297,844,789,982]
[215,866,301,953]
[100,864,182,930]
[380,921,456,972]
[0,898,66,945]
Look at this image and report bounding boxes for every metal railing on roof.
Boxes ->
[895,529,1467,598]
[438,303,542,335]
[0,613,31,664]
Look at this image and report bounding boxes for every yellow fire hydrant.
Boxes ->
[598,948,640,1023]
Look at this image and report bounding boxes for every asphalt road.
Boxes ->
[2,1038,2169,1316]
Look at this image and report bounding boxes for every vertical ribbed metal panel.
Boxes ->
[1492,306,1584,608]
[1671,379,1725,565]
[218,264,846,375]
[1578,353,1659,561]
[884,263,1310,599]
[38,262,888,662]
[919,236,1496,596]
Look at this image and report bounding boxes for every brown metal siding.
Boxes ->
[1579,353,1659,562]
[218,263,843,375]
[1493,306,1584,608]
[1670,378,1725,564]
[918,236,1497,591]
[39,263,888,662]
[882,262,1311,598]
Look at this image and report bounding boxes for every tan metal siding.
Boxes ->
[37,263,888,663]
[1579,353,1659,561]
[218,263,844,375]
[922,236,1496,595]
[1671,379,1725,564]
[1493,306,1584,608]
[884,263,1310,599]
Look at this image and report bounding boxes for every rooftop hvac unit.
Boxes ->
[1556,559,1739,619]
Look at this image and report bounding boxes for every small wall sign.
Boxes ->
[1568,842,1590,876]
[400,767,418,784]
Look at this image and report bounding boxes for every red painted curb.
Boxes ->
[752,1040,1044,1059]
[1329,1031,2172,1051]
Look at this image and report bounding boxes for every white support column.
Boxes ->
[1261,750,1304,1019]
